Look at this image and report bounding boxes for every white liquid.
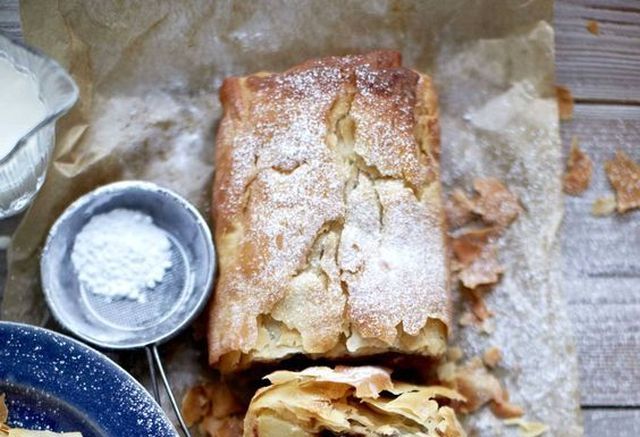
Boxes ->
[0,56,46,160]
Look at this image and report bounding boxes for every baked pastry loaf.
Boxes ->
[243,366,466,437]
[209,51,449,372]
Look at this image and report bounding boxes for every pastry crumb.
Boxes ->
[0,394,7,425]
[447,346,464,362]
[458,310,495,334]
[563,137,592,195]
[458,243,504,289]
[592,196,616,216]
[472,178,522,227]
[466,286,494,321]
[452,228,504,289]
[483,347,502,368]
[555,85,574,121]
[491,396,525,419]
[480,317,496,335]
[446,189,476,229]
[505,418,549,436]
[586,20,600,35]
[200,416,244,437]
[181,381,245,435]
[604,150,640,213]
[454,357,522,418]
[458,310,478,327]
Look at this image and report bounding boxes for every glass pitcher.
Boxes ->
[0,33,78,218]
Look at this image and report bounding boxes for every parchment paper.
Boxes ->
[3,0,582,435]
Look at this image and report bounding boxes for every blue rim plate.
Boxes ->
[0,322,177,436]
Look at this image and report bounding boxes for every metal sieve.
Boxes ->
[41,180,216,437]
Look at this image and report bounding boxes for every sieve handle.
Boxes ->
[145,346,161,402]
[148,344,192,437]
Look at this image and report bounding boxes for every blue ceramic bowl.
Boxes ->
[0,322,177,436]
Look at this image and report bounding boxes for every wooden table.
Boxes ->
[1,1,639,435]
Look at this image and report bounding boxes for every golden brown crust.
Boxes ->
[244,366,467,437]
[209,51,449,371]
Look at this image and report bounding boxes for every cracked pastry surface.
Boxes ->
[209,51,449,372]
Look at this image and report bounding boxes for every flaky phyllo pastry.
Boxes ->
[209,50,449,372]
[243,366,466,437]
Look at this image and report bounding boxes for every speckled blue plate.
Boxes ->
[0,322,177,436]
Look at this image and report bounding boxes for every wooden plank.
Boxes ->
[561,104,640,406]
[584,409,640,436]
[0,0,19,39]
[555,0,640,102]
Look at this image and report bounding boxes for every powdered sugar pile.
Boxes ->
[71,208,172,303]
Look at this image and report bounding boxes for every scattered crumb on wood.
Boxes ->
[604,150,640,213]
[563,136,592,195]
[586,20,600,35]
[483,347,502,368]
[505,418,550,436]
[555,85,574,121]
[592,196,616,216]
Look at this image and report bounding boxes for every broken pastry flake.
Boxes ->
[454,357,502,413]
[200,416,244,437]
[592,195,616,216]
[246,366,467,437]
[181,381,245,435]
[266,365,393,399]
[0,394,7,426]
[604,150,640,213]
[472,178,523,228]
[563,137,592,195]
[453,357,522,418]
[504,418,549,437]
[456,242,504,289]
[586,20,600,35]
[482,346,502,368]
[555,85,574,121]
[445,189,476,229]
[458,310,478,328]
[465,286,494,321]
[491,396,525,419]
[458,306,495,335]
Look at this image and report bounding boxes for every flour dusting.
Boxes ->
[71,209,172,302]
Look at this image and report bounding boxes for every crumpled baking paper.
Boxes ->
[3,1,582,435]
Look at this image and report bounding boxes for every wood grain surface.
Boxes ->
[556,0,640,102]
[1,0,639,435]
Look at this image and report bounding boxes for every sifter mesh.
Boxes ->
[80,237,191,331]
